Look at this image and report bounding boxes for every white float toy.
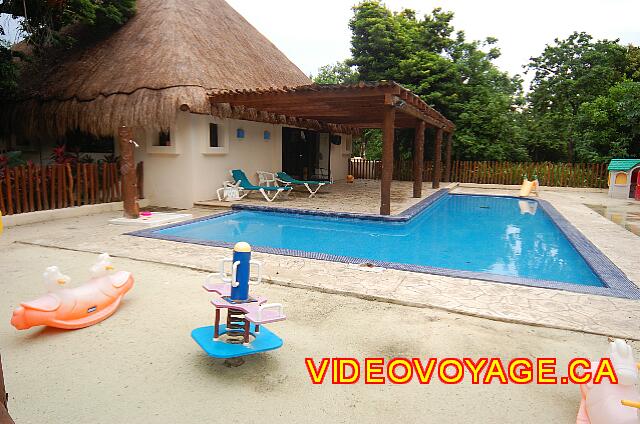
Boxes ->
[577,339,640,424]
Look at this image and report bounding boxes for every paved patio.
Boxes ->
[5,180,639,340]
[196,179,441,215]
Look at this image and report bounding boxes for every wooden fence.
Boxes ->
[0,162,144,216]
[349,159,610,189]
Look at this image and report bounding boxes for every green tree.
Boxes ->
[626,44,640,81]
[0,0,135,115]
[312,61,359,84]
[0,0,136,50]
[575,81,640,162]
[346,1,526,161]
[0,39,19,99]
[525,32,628,162]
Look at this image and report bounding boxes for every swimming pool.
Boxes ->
[130,192,639,297]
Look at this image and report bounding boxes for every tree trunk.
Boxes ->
[118,127,140,219]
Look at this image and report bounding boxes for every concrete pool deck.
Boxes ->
[3,246,638,423]
[4,180,639,340]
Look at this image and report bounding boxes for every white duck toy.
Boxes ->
[89,253,115,279]
[43,266,71,293]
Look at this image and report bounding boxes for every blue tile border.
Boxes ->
[127,190,640,300]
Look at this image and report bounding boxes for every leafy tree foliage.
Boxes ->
[345,1,527,161]
[525,32,628,162]
[574,81,640,162]
[312,61,359,84]
[0,0,135,121]
[319,2,640,164]
[0,0,136,48]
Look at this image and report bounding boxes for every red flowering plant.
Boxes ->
[50,144,78,165]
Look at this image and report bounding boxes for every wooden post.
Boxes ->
[136,162,144,199]
[413,120,426,198]
[444,132,453,182]
[380,106,395,215]
[432,127,443,189]
[0,355,14,424]
[213,309,220,340]
[118,127,139,219]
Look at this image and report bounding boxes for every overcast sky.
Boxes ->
[3,1,640,88]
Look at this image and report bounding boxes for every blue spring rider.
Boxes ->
[191,242,286,359]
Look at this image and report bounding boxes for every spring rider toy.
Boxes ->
[576,338,640,424]
[191,242,286,361]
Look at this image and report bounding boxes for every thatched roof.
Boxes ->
[7,0,311,138]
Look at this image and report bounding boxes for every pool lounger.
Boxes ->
[220,169,291,203]
[275,171,331,198]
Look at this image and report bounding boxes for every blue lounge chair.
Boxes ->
[275,171,331,198]
[221,169,291,203]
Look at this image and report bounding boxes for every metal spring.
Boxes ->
[226,308,247,344]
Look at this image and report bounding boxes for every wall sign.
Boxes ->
[236,128,245,139]
[263,130,271,140]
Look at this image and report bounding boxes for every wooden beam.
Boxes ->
[212,86,397,103]
[432,128,443,189]
[118,127,140,219]
[413,121,426,198]
[380,106,395,215]
[444,132,453,182]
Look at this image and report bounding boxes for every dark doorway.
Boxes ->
[282,128,331,180]
[630,167,639,199]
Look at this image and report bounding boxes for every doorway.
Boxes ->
[282,128,331,180]
[630,167,639,199]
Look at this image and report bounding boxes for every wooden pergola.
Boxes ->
[209,82,455,215]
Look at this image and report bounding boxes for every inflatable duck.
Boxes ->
[577,339,640,424]
[11,253,133,330]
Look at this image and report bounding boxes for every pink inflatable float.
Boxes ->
[11,254,133,330]
[577,339,640,424]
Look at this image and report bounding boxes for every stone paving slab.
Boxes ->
[8,183,640,340]
[197,179,441,215]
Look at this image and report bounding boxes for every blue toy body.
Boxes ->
[230,248,251,301]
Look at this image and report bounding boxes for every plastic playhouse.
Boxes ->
[11,253,134,330]
[192,242,286,359]
[608,159,640,200]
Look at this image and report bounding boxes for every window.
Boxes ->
[157,130,171,147]
[202,120,228,155]
[209,123,219,147]
[615,172,628,185]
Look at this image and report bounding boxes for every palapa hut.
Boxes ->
[3,0,454,213]
[5,0,339,208]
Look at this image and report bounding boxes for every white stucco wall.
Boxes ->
[190,115,282,202]
[330,134,352,182]
[134,112,283,208]
[133,112,195,208]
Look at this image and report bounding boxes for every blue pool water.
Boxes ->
[157,195,603,287]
